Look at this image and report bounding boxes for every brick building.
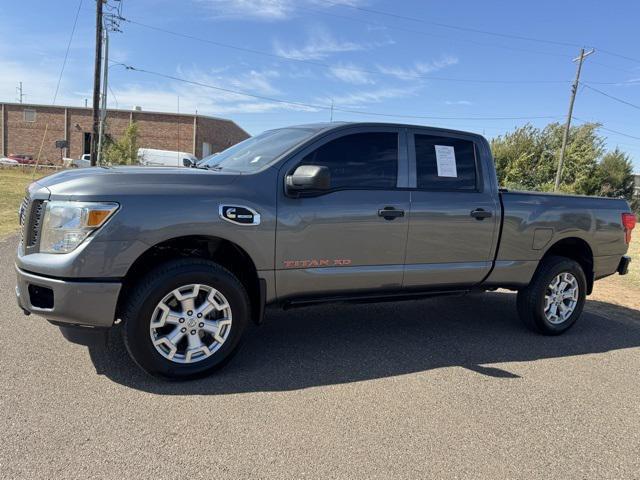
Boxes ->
[0,102,249,163]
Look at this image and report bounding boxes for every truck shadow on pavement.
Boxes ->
[88,291,640,394]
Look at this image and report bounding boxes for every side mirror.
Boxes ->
[286,165,330,195]
[183,158,195,167]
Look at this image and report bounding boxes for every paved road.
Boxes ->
[2,234,640,479]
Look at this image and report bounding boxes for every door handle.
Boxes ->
[470,208,492,220]
[378,207,405,220]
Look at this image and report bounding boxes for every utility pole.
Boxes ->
[16,82,25,104]
[97,27,109,165]
[554,47,595,191]
[90,0,104,166]
[330,99,334,122]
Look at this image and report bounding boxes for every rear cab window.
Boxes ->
[413,133,479,191]
[299,132,399,189]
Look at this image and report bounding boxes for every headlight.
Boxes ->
[39,201,119,254]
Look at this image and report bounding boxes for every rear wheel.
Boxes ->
[121,259,250,379]
[517,256,587,335]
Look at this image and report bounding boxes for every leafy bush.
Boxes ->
[491,123,636,210]
[101,122,139,166]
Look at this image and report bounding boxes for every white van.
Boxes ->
[137,148,198,167]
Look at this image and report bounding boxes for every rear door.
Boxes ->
[404,129,499,288]
[275,127,411,300]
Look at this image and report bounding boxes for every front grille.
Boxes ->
[19,195,29,246]
[20,197,45,252]
[27,200,44,247]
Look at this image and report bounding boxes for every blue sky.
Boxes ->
[1,0,639,170]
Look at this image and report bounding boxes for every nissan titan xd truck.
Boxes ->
[15,123,635,379]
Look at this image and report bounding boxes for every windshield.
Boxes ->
[198,128,316,173]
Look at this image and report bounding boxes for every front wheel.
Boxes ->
[121,259,250,379]
[517,256,587,335]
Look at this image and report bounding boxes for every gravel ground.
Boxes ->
[1,233,639,479]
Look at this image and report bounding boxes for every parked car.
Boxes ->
[137,148,199,167]
[9,154,35,165]
[15,122,635,379]
[0,157,19,165]
[70,155,91,168]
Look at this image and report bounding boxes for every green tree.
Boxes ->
[491,124,552,191]
[491,122,603,194]
[101,122,139,165]
[596,147,635,199]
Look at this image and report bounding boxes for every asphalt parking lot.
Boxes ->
[1,234,640,479]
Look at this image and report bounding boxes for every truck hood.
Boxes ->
[35,166,239,199]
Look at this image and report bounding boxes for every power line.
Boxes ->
[316,0,640,66]
[596,48,640,65]
[116,62,560,121]
[582,83,640,111]
[317,0,584,49]
[584,79,640,86]
[589,61,640,75]
[574,116,640,141]
[292,4,573,60]
[53,0,83,104]
[122,17,570,85]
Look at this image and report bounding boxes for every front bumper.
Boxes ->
[15,266,121,328]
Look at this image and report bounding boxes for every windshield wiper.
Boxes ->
[195,163,223,171]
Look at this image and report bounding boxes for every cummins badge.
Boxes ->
[219,205,261,226]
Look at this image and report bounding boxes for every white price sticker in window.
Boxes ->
[434,145,458,177]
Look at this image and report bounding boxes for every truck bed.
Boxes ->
[483,190,631,289]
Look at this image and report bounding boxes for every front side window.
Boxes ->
[300,132,398,189]
[414,134,477,190]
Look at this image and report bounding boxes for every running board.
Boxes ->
[281,288,472,309]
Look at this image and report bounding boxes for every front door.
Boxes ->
[275,127,410,300]
[83,132,92,155]
[404,130,499,288]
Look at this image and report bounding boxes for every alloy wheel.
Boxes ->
[149,284,232,364]
[543,272,579,325]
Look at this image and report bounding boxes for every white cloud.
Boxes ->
[377,55,458,80]
[0,57,82,106]
[445,100,473,105]
[327,63,374,85]
[195,0,293,20]
[274,28,364,60]
[0,28,92,107]
[196,0,367,21]
[108,67,319,115]
[317,85,421,108]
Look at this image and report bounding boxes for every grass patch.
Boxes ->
[0,168,49,238]
[624,234,639,288]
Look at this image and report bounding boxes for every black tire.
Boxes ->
[517,255,587,335]
[121,259,250,380]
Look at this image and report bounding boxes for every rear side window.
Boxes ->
[300,132,398,189]
[414,134,478,190]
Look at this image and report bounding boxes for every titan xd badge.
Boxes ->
[219,205,261,225]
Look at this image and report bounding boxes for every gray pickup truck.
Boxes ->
[15,122,635,379]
